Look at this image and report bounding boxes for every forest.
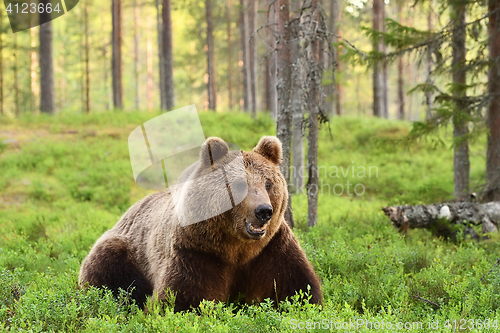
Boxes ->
[1,0,500,331]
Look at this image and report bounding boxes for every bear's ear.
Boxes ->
[252,136,282,165]
[200,137,229,167]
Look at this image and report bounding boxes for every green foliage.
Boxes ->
[1,112,499,331]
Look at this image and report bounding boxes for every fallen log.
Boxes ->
[382,202,500,238]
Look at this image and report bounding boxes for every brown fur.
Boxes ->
[79,136,322,312]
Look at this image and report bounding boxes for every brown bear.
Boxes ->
[79,136,322,312]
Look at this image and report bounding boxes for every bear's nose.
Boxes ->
[255,204,273,223]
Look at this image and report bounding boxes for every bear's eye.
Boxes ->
[265,180,272,191]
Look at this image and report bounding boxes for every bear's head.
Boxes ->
[173,136,287,244]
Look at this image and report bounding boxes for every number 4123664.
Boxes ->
[5,2,62,14]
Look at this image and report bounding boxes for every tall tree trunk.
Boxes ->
[307,0,322,228]
[162,0,175,110]
[240,0,253,112]
[276,0,294,227]
[451,3,469,199]
[486,0,500,201]
[147,17,154,112]
[84,0,90,113]
[249,0,257,116]
[40,2,54,114]
[156,0,166,110]
[335,2,343,116]
[206,0,217,111]
[290,0,304,194]
[397,1,404,120]
[0,12,3,115]
[328,0,341,116]
[30,27,37,113]
[111,0,123,109]
[226,0,234,109]
[381,3,389,118]
[134,0,140,110]
[372,0,384,117]
[13,33,19,117]
[425,0,434,119]
[102,33,110,110]
[266,0,277,118]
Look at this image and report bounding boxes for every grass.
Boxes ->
[1,110,500,332]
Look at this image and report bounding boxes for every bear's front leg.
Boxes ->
[156,249,233,312]
[236,224,323,306]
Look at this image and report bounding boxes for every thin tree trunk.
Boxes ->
[397,1,404,120]
[328,0,341,116]
[102,34,110,110]
[226,0,234,109]
[291,61,304,193]
[84,0,90,113]
[290,0,303,194]
[486,0,500,201]
[162,0,175,110]
[372,0,384,117]
[111,0,123,109]
[425,0,434,119]
[134,0,140,110]
[335,2,343,116]
[241,0,253,112]
[13,33,19,117]
[30,28,37,113]
[40,2,54,114]
[276,0,294,227]
[266,0,277,118]
[451,4,469,199]
[408,53,414,120]
[156,0,166,110]
[381,3,389,119]
[206,0,217,111]
[383,202,500,235]
[249,0,257,116]
[307,0,322,228]
[0,12,3,115]
[147,17,154,112]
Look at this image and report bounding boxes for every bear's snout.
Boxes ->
[254,204,273,223]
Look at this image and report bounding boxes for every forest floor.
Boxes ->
[1,111,500,332]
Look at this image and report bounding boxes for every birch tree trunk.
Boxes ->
[111,0,123,109]
[383,202,500,235]
[276,0,294,227]
[40,1,55,114]
[451,3,469,199]
[486,0,500,201]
